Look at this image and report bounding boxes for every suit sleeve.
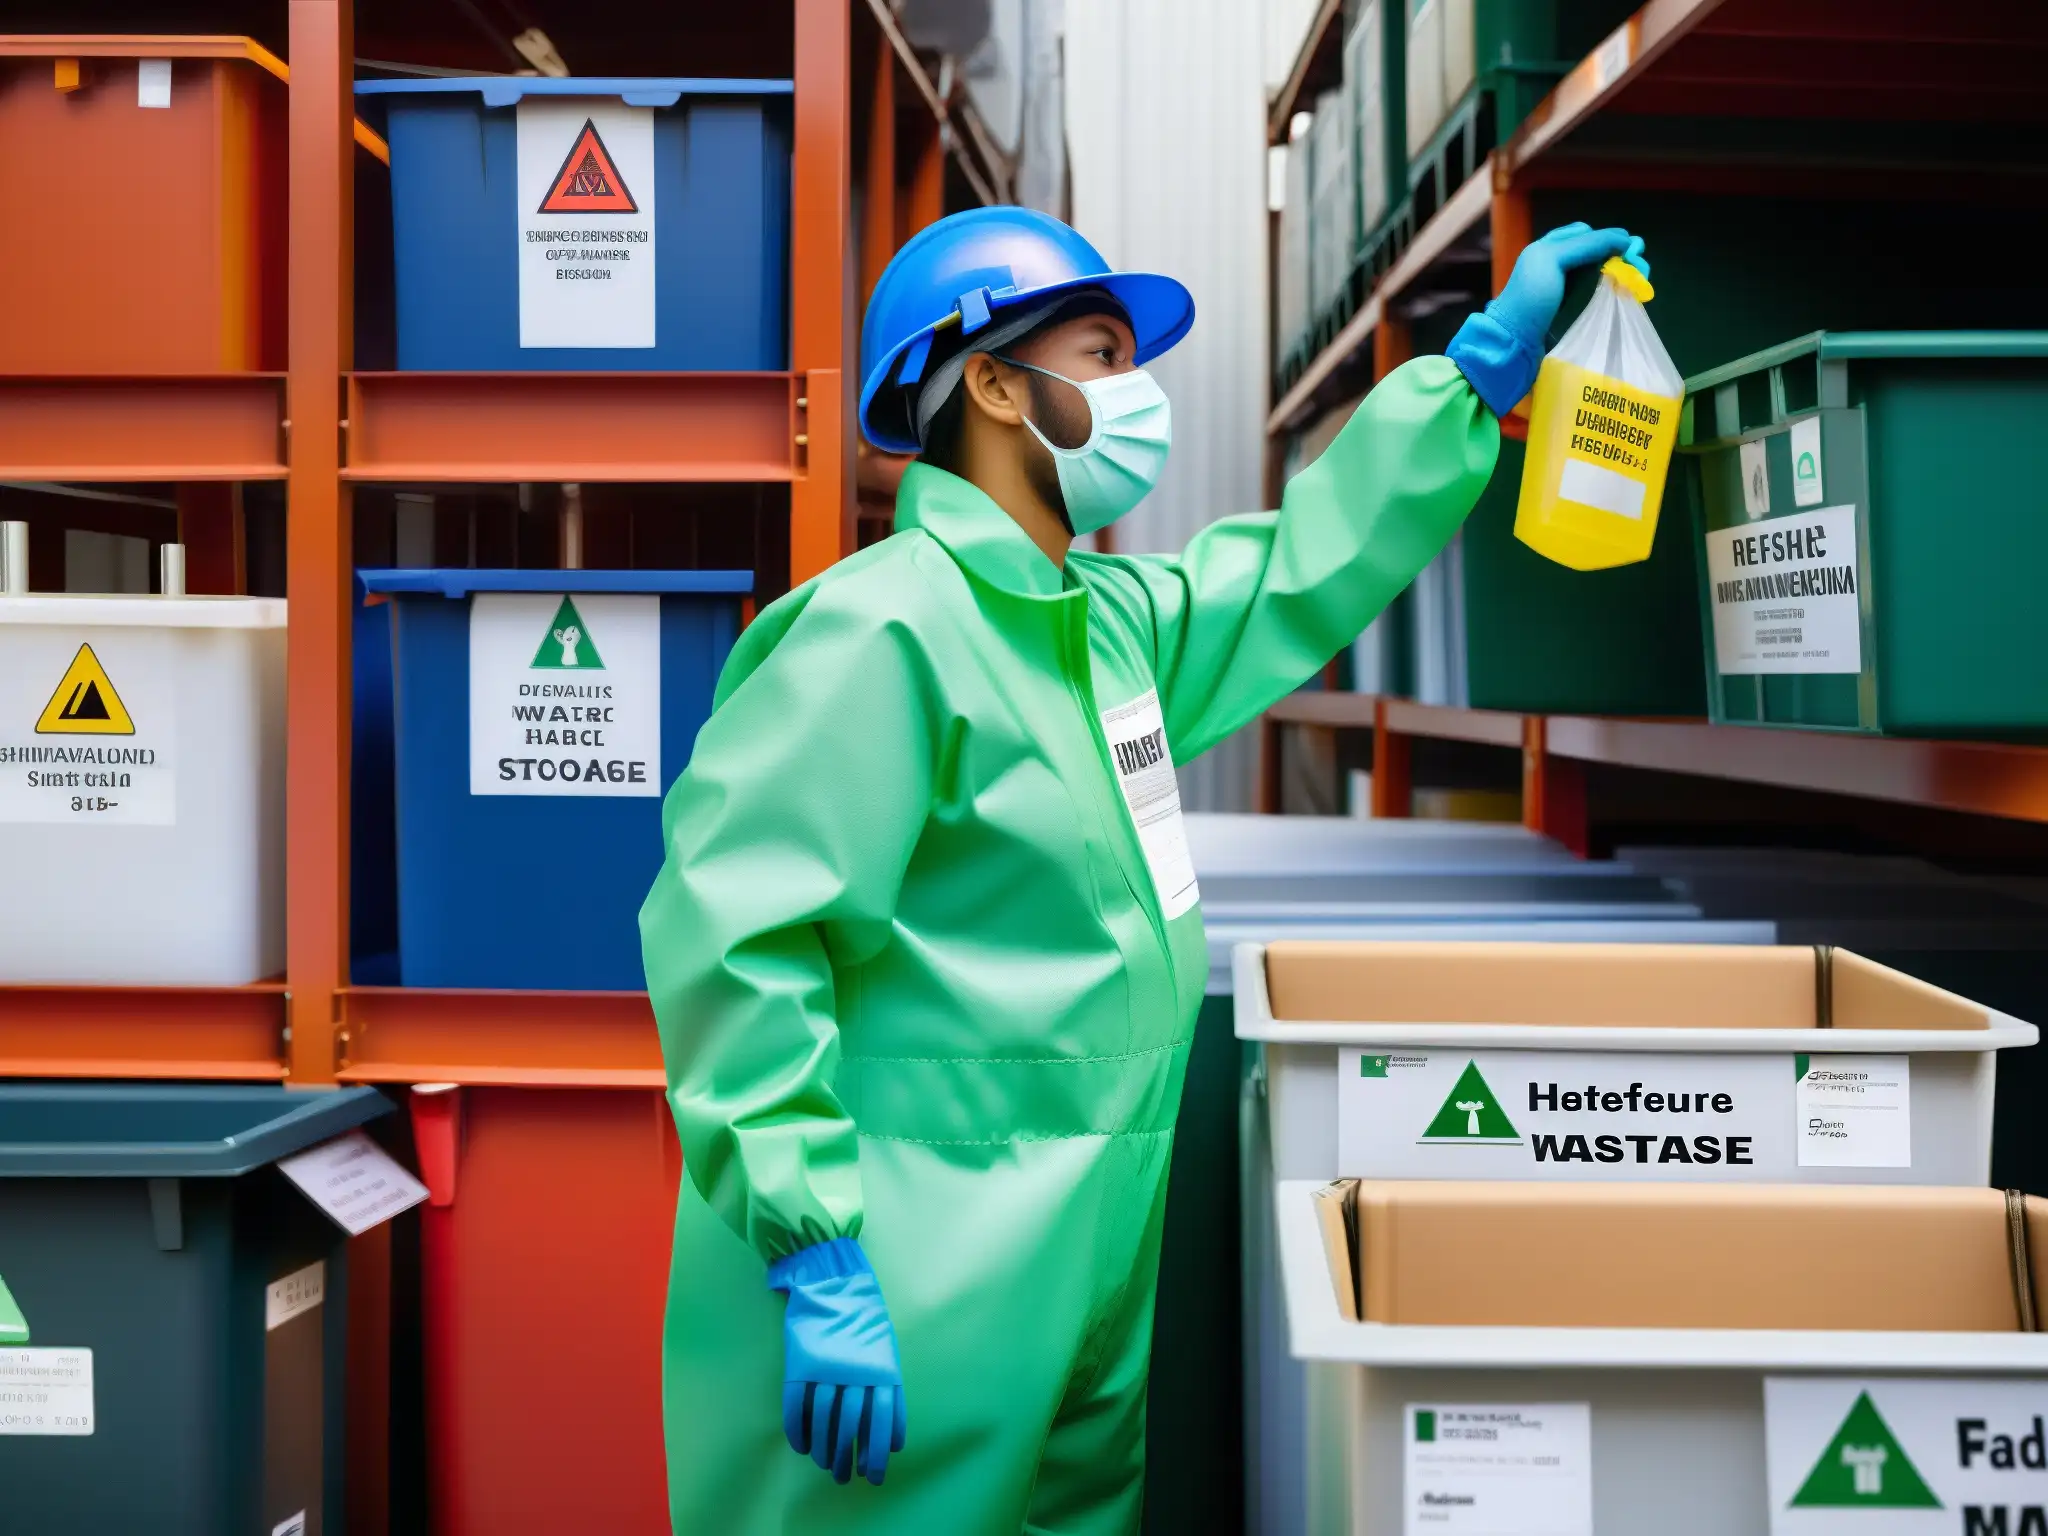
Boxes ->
[639,579,941,1263]
[1084,355,1500,761]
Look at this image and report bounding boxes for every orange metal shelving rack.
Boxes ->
[0,0,976,1090]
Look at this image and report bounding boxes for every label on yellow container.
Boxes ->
[1516,358,1683,570]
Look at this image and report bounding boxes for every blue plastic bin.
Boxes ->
[360,568,750,990]
[355,76,792,370]
[0,1083,391,1536]
[352,575,401,985]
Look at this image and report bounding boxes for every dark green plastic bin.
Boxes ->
[1679,332,2048,735]
[0,1083,391,1536]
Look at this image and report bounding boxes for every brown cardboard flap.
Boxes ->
[1265,942,1988,1032]
[1314,1179,1361,1322]
[1349,1182,2041,1331]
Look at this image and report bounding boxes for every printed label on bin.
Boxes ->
[1337,1048,1809,1180]
[0,635,175,824]
[0,1348,93,1435]
[1099,689,1199,920]
[469,592,661,797]
[1796,1054,1910,1168]
[1765,1377,2048,1533]
[1790,415,1825,508]
[278,1131,429,1237]
[1404,1402,1591,1536]
[266,1261,326,1331]
[517,101,656,348]
[1705,505,1863,675]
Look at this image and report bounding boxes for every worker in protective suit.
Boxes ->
[642,206,1646,1532]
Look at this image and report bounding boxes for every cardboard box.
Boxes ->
[1315,1179,2045,1331]
[1266,941,1988,1031]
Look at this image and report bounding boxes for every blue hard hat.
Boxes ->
[858,207,1196,454]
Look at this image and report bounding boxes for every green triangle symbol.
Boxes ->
[1790,1392,1942,1509]
[1420,1060,1520,1141]
[530,595,604,670]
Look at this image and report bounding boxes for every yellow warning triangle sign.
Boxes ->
[35,643,135,735]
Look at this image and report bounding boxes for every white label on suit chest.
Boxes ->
[1100,690,1200,920]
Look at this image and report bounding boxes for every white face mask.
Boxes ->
[999,360,1174,535]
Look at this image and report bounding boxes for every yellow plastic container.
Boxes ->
[1515,257,1684,571]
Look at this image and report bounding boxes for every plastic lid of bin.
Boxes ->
[0,1084,392,1178]
[1686,330,2048,395]
[358,568,753,599]
[0,595,286,629]
[0,1273,26,1345]
[354,76,794,111]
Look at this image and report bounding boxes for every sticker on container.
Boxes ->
[1336,1048,1801,1180]
[277,1131,429,1237]
[0,1348,93,1435]
[1740,437,1771,518]
[469,592,661,797]
[266,1261,326,1331]
[1790,415,1825,507]
[516,101,656,349]
[1099,689,1199,920]
[1796,1054,1910,1168]
[0,636,176,824]
[1704,505,1863,675]
[136,58,171,109]
[1765,1377,2048,1533]
[1404,1403,1591,1536]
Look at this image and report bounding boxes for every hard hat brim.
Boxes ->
[859,269,1195,455]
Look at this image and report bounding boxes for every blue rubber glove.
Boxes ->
[768,1237,907,1486]
[1447,223,1650,416]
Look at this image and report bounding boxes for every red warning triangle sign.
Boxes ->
[537,119,639,215]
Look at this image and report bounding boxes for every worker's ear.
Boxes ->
[960,352,1028,428]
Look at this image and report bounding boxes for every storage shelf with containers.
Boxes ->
[0,6,997,1534]
[1261,0,2048,838]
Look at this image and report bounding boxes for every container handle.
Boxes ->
[1,521,25,595]
[159,542,186,598]
[410,1084,463,1208]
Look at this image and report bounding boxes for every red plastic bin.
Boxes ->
[410,1085,678,1534]
[0,36,388,373]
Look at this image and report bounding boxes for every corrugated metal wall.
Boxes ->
[1065,0,1274,810]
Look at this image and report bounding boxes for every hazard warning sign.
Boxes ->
[537,120,638,215]
[0,634,175,824]
[516,100,656,350]
[35,644,135,735]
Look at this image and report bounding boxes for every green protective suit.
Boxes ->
[642,357,1498,1533]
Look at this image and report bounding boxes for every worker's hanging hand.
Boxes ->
[1447,223,1648,416]
[769,1237,908,1486]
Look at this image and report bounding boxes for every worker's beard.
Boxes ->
[1022,370,1092,536]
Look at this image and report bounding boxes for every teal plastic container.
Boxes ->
[0,1084,391,1535]
[1679,332,2048,734]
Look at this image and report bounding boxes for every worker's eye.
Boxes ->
[1093,346,1119,365]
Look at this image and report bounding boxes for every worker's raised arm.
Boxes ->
[1078,222,1647,763]
[1078,355,1496,762]
[640,568,942,1265]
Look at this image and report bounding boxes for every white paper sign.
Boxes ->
[516,100,657,349]
[469,592,662,797]
[0,633,176,824]
[1405,1402,1592,1536]
[1338,1048,1803,1180]
[1705,505,1863,675]
[1797,1054,1911,1168]
[136,59,171,108]
[277,1131,429,1237]
[1766,1377,2048,1533]
[273,1513,307,1536]
[1740,438,1771,517]
[1790,415,1825,507]
[266,1261,327,1332]
[0,1348,93,1435]
[1100,689,1199,920]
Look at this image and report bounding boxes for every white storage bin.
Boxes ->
[1269,1176,2048,1536]
[1184,812,1581,877]
[1237,941,2035,1187]
[0,594,285,984]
